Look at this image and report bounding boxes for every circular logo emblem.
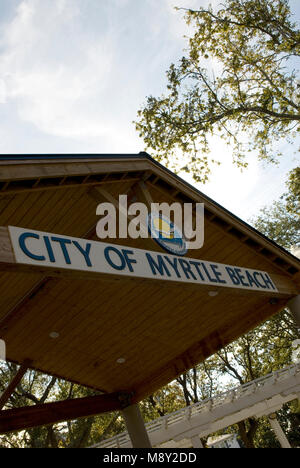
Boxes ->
[148,213,188,256]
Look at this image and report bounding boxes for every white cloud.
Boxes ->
[0,0,115,138]
[0,0,297,223]
[1,0,219,145]
[0,79,6,103]
[162,0,222,37]
[0,0,224,142]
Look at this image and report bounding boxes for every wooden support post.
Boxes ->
[122,403,152,448]
[191,435,204,448]
[0,391,127,434]
[0,359,31,410]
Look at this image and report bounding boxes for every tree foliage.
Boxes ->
[284,166,300,215]
[135,0,300,182]
[0,364,125,448]
[253,201,299,249]
[173,168,300,447]
[174,307,299,448]
[253,166,299,248]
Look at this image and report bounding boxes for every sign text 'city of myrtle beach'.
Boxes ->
[8,226,278,293]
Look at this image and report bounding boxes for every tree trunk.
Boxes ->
[237,418,258,448]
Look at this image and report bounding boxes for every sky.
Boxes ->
[0,0,299,223]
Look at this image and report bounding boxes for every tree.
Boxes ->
[253,166,299,249]
[0,363,125,448]
[135,0,300,182]
[253,201,299,249]
[140,384,186,421]
[171,297,299,448]
[173,168,300,448]
[284,166,300,215]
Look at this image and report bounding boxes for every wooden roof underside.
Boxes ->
[0,154,299,401]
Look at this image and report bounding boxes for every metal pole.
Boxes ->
[122,403,152,448]
[268,413,291,449]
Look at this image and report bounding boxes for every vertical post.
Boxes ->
[288,296,300,409]
[122,403,152,448]
[288,295,300,332]
[191,435,203,448]
[268,413,291,449]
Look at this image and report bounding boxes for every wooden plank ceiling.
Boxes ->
[0,155,299,401]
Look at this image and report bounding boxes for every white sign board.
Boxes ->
[8,226,278,293]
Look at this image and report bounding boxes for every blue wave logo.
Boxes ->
[148,213,188,256]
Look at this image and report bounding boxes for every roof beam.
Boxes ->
[132,180,154,209]
[88,185,159,249]
[0,359,32,410]
[0,158,151,182]
[0,221,98,335]
[0,391,130,434]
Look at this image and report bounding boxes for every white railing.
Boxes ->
[92,362,300,448]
